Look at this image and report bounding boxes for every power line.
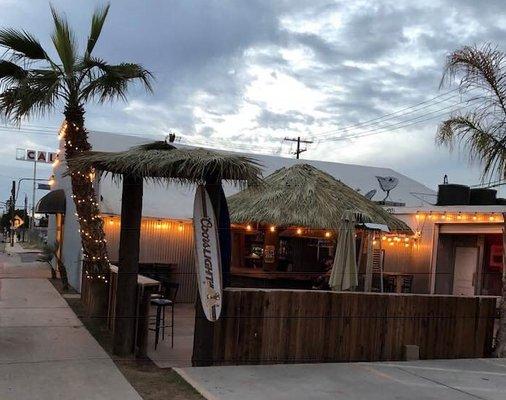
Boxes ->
[309,88,466,139]
[315,99,477,143]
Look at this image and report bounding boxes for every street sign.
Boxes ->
[16,148,58,163]
[193,185,222,322]
[11,215,24,229]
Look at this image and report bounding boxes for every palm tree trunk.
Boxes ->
[493,212,506,357]
[63,104,109,317]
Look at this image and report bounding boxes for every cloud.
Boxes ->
[0,0,505,202]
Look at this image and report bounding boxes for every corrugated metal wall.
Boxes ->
[102,215,197,303]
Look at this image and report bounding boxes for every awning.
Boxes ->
[361,223,390,232]
[36,189,66,214]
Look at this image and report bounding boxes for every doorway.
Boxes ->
[452,246,478,296]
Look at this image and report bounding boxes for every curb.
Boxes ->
[173,368,219,400]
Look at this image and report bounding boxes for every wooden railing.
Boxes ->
[193,288,497,366]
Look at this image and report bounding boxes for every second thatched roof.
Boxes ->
[228,163,412,233]
[66,141,263,187]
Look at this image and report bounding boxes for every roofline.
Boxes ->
[392,205,506,214]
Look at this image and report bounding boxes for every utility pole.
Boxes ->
[23,194,28,242]
[10,181,15,247]
[283,136,313,159]
[31,159,37,229]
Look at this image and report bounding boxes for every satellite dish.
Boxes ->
[376,176,399,201]
[364,189,377,200]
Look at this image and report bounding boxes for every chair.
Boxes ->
[149,282,179,349]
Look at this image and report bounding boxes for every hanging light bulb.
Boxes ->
[325,231,331,238]
[246,224,252,231]
[270,226,276,232]
[296,228,302,235]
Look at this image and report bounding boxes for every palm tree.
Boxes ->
[0,4,152,314]
[436,43,506,357]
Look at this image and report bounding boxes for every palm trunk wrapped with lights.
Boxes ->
[62,108,110,281]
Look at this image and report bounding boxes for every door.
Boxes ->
[452,246,478,296]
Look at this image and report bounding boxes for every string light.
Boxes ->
[246,224,252,231]
[270,226,276,232]
[296,228,302,235]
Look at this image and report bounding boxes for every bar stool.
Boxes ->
[149,282,179,349]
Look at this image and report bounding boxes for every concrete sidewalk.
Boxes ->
[176,358,506,400]
[0,245,142,400]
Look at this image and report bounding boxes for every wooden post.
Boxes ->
[364,231,374,292]
[113,174,143,356]
[192,179,231,366]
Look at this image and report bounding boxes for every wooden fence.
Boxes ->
[192,288,497,366]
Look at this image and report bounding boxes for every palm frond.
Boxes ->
[85,3,110,57]
[0,28,47,60]
[0,70,62,121]
[437,113,506,179]
[438,44,506,181]
[441,43,506,114]
[50,5,77,74]
[0,61,27,88]
[80,63,153,102]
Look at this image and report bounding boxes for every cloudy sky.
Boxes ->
[1,0,505,209]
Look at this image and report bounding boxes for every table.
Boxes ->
[108,265,161,357]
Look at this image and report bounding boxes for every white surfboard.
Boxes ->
[193,185,223,321]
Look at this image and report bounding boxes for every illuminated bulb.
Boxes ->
[489,216,495,221]
[404,243,410,248]
[246,224,252,231]
[270,226,276,232]
[372,240,377,245]
[441,214,446,220]
[325,231,331,238]
[382,236,387,241]
[389,242,394,246]
[178,224,184,232]
[472,215,477,221]
[415,214,420,220]
[387,237,392,242]
[296,228,302,235]
[404,237,409,242]
[457,214,462,220]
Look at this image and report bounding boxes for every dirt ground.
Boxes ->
[50,279,203,400]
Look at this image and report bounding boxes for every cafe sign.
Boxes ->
[16,148,58,163]
[193,185,223,322]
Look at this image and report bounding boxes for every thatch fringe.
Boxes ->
[228,163,412,233]
[66,141,263,188]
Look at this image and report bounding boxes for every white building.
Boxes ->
[46,131,490,302]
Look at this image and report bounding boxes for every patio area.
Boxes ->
[147,303,196,368]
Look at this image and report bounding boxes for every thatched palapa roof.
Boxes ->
[228,163,412,233]
[66,141,263,187]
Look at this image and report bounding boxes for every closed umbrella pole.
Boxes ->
[329,211,358,291]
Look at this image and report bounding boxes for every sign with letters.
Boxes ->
[16,148,58,163]
[193,185,223,322]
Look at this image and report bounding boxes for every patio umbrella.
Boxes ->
[329,211,358,291]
